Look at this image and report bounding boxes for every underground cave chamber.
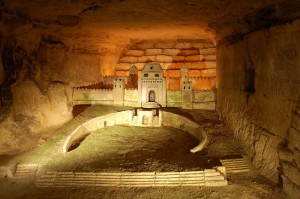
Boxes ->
[0,0,299,198]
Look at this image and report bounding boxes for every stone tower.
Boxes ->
[138,63,166,107]
[128,65,138,88]
[113,78,125,106]
[180,67,189,89]
[181,67,193,109]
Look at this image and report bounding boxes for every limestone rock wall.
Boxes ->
[0,28,124,154]
[217,19,300,198]
[0,80,73,154]
[280,100,300,198]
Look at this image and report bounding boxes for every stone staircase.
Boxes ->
[36,169,227,188]
[220,158,249,173]
[13,164,39,182]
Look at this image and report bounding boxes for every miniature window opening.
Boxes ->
[149,90,155,102]
[144,73,148,77]
[155,74,159,77]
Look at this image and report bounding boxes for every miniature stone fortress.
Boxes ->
[73,40,216,110]
[73,63,215,110]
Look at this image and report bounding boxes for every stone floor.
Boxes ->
[0,105,285,199]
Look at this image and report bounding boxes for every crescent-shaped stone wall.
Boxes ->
[63,110,208,153]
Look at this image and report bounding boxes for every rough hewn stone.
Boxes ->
[156,42,174,49]
[200,48,216,55]
[178,49,199,56]
[137,56,156,63]
[282,162,300,185]
[167,70,181,77]
[173,56,185,62]
[294,150,300,170]
[13,81,72,118]
[296,106,300,115]
[194,91,215,102]
[292,114,300,131]
[204,54,216,61]
[163,49,180,56]
[182,62,192,69]
[119,56,138,63]
[217,20,300,190]
[188,70,201,77]
[185,55,204,62]
[137,43,155,49]
[134,63,145,70]
[204,62,216,69]
[191,62,206,69]
[192,43,205,49]
[175,42,193,49]
[156,55,173,63]
[287,127,300,150]
[204,43,215,48]
[116,63,132,70]
[161,63,173,70]
[145,49,163,56]
[125,50,144,57]
[282,175,300,199]
[278,146,294,162]
[193,102,215,110]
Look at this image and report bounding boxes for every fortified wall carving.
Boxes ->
[73,63,216,110]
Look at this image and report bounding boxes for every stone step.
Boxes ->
[36,169,226,188]
[13,164,39,182]
[220,158,250,173]
[205,180,228,186]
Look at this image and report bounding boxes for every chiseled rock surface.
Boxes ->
[217,19,300,198]
[0,81,73,154]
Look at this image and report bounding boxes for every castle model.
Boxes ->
[73,63,216,110]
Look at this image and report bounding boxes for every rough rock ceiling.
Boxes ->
[1,0,293,52]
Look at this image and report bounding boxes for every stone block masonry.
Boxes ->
[125,50,144,57]
[72,88,215,110]
[116,40,216,82]
[145,49,163,56]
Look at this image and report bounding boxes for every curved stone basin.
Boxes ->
[63,109,208,153]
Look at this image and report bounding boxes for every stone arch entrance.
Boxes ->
[149,90,155,102]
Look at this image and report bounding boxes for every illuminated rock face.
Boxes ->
[217,20,300,197]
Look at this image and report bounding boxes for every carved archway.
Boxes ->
[149,90,155,102]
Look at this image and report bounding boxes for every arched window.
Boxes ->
[149,90,155,102]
